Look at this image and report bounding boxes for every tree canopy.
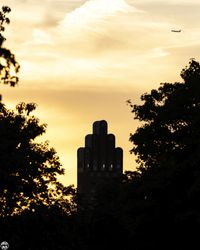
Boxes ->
[0,102,74,217]
[2,5,200,249]
[0,6,76,248]
[125,59,200,249]
[0,6,19,88]
[129,59,200,171]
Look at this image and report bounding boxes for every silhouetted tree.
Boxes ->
[0,102,75,217]
[129,60,200,171]
[125,59,200,249]
[0,204,77,250]
[0,6,19,88]
[0,6,77,249]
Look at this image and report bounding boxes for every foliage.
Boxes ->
[2,6,200,247]
[0,6,19,87]
[50,60,200,250]
[0,6,77,248]
[0,205,78,250]
[0,102,74,217]
[125,59,200,249]
[128,59,200,171]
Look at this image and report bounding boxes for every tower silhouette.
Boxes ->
[77,120,123,198]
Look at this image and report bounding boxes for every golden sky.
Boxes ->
[1,0,200,186]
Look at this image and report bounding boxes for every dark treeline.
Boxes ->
[1,5,200,250]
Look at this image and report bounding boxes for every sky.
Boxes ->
[0,0,200,186]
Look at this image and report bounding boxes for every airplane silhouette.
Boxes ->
[171,29,181,32]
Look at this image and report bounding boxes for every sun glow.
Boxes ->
[4,0,200,187]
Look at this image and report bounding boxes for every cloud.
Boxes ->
[4,0,200,186]
[24,28,54,45]
[51,0,145,58]
[6,0,200,88]
[59,0,139,33]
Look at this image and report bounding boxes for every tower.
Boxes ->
[77,120,123,198]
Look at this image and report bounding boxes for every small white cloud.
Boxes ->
[25,28,54,46]
[149,47,170,58]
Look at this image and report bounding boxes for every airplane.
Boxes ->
[171,29,181,32]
